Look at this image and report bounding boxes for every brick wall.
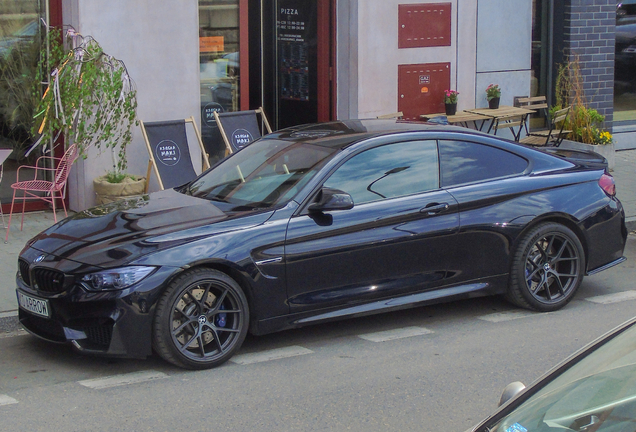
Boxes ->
[564,0,616,126]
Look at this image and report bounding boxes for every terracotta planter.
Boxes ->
[558,140,615,170]
[93,175,147,205]
[488,97,500,109]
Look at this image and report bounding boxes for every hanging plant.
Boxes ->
[32,27,138,173]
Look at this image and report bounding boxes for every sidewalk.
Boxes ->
[1,210,69,318]
[1,150,636,317]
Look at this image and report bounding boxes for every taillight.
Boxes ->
[599,173,616,197]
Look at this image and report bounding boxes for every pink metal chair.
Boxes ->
[4,143,79,243]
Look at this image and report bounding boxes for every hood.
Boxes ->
[28,189,273,268]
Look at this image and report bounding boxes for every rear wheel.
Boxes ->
[153,268,249,369]
[507,223,584,312]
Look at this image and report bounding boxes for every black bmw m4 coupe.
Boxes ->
[15,119,627,369]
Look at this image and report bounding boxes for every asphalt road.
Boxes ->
[1,236,635,432]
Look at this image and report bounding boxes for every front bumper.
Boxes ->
[15,249,180,359]
[17,291,152,358]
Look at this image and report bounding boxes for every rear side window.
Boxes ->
[439,140,528,187]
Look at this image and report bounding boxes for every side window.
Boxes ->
[439,140,528,187]
[324,140,439,205]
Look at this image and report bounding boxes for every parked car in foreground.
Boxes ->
[470,316,636,432]
[14,119,627,369]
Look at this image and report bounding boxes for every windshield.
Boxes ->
[488,321,636,432]
[182,139,336,211]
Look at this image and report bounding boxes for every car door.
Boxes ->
[437,138,530,281]
[284,139,460,313]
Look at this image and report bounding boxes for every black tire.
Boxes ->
[153,268,249,369]
[507,223,585,312]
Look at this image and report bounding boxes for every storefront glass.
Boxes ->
[531,0,548,99]
[0,0,45,208]
[528,0,550,130]
[199,0,240,162]
[615,0,636,122]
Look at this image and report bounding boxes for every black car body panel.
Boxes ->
[28,189,275,267]
[14,119,627,361]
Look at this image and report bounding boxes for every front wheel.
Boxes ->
[507,223,585,312]
[153,268,249,369]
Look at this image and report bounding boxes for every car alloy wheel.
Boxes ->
[153,268,249,369]
[508,223,584,312]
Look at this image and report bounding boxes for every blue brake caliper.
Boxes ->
[216,303,227,327]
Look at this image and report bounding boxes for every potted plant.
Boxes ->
[32,27,142,205]
[92,171,146,205]
[444,90,459,116]
[486,84,501,109]
[552,58,615,169]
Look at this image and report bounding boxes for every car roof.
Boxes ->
[260,119,595,173]
[266,118,479,149]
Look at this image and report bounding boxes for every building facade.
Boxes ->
[0,0,634,213]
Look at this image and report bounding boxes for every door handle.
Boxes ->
[576,415,599,431]
[420,202,449,216]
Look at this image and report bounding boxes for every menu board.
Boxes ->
[277,1,310,101]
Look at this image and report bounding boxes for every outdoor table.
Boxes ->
[463,106,536,135]
[420,111,491,130]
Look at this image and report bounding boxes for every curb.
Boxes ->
[0,315,19,336]
[0,311,17,318]
[627,217,636,232]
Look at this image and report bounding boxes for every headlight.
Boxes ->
[81,266,155,291]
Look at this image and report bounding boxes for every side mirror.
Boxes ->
[498,381,526,407]
[308,187,354,212]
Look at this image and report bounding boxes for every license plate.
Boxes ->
[17,291,51,318]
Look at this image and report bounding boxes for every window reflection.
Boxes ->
[324,141,439,206]
[439,141,528,187]
[615,1,636,121]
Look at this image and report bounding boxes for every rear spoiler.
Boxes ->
[542,147,609,170]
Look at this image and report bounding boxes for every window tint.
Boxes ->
[324,141,439,205]
[438,140,528,187]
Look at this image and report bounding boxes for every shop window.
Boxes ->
[615,0,636,122]
[529,0,549,130]
[0,0,45,207]
[199,0,240,161]
[531,0,548,98]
